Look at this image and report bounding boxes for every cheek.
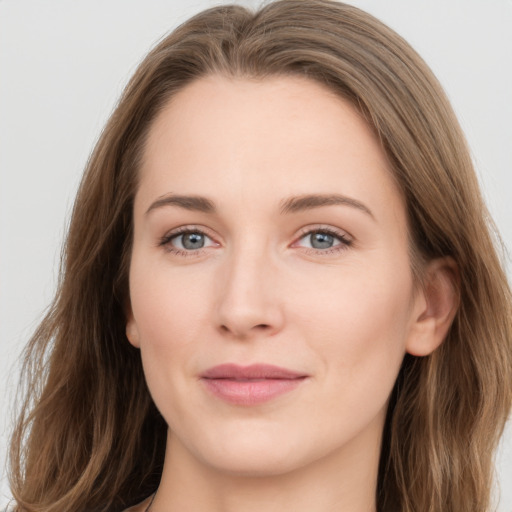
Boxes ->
[294,257,414,385]
[130,249,208,334]
[283,263,413,448]
[128,255,212,390]
[128,264,215,438]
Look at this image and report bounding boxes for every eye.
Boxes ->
[159,227,218,255]
[294,227,352,254]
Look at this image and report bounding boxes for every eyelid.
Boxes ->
[295,224,352,240]
[158,225,220,255]
[158,224,353,257]
[291,225,353,255]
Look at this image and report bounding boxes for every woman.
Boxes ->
[8,1,512,511]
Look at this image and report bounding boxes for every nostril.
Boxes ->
[219,322,272,337]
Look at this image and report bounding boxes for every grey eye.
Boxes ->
[295,229,349,252]
[180,232,205,250]
[163,229,217,253]
[309,232,335,249]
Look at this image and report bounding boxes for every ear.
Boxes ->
[406,257,459,357]
[125,303,141,348]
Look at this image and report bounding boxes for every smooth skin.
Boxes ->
[125,75,458,512]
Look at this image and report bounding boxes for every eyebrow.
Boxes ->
[146,194,216,215]
[279,194,374,218]
[145,193,374,219]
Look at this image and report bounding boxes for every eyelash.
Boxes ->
[158,225,353,257]
[158,226,216,258]
[294,226,352,256]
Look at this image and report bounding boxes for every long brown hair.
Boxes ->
[9,1,512,511]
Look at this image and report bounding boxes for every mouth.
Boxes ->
[200,363,309,406]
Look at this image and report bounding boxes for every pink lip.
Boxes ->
[200,364,308,406]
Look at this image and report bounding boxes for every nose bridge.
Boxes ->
[215,234,283,338]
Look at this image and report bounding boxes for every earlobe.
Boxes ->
[125,306,141,348]
[406,257,460,357]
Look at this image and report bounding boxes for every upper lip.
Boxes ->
[201,363,307,380]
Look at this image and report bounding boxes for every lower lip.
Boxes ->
[201,378,307,406]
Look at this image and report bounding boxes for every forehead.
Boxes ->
[137,74,405,225]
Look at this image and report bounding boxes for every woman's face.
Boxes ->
[127,75,426,476]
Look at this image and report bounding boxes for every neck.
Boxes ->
[151,424,382,512]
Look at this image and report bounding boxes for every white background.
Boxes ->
[1,0,511,510]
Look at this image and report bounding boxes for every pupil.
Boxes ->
[183,233,204,249]
[310,232,333,249]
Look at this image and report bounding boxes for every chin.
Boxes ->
[182,425,312,477]
[201,447,305,478]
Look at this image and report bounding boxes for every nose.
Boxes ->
[215,243,285,339]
